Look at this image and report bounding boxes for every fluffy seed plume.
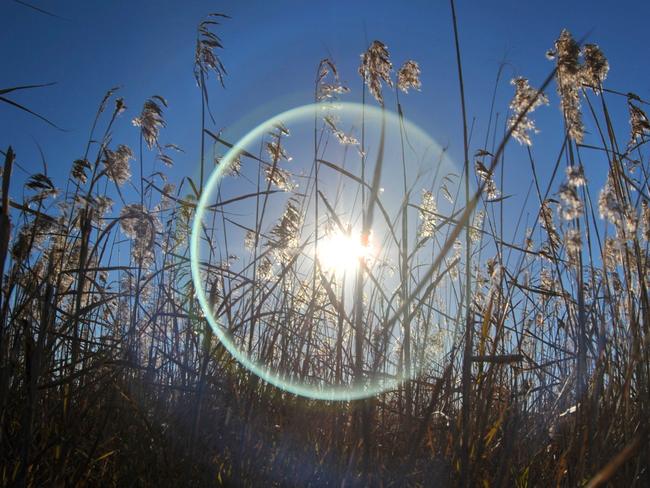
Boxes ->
[324,116,359,146]
[598,176,624,228]
[580,44,609,90]
[475,161,500,200]
[266,140,292,163]
[132,96,167,150]
[120,204,160,268]
[26,173,58,202]
[359,40,393,104]
[265,165,296,192]
[244,230,257,251]
[216,154,242,177]
[641,200,650,242]
[317,58,349,101]
[93,196,114,221]
[397,60,421,94]
[565,228,582,265]
[72,158,91,185]
[256,256,273,282]
[269,200,302,264]
[603,237,620,271]
[558,183,583,220]
[566,165,587,187]
[103,144,133,186]
[418,189,437,239]
[540,199,560,252]
[550,30,584,143]
[470,210,485,244]
[11,219,56,262]
[194,13,228,86]
[558,165,587,220]
[508,77,549,146]
[628,101,650,145]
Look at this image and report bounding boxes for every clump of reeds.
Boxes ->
[0,7,648,488]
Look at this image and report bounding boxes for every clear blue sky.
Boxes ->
[1,0,649,216]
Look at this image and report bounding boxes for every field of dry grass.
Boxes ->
[1,3,649,487]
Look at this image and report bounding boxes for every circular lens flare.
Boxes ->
[191,102,459,401]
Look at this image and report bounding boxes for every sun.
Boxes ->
[317,229,377,274]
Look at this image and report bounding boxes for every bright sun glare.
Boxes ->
[317,229,376,274]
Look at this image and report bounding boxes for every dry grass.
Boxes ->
[0,5,649,487]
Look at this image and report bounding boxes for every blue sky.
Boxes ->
[1,0,649,225]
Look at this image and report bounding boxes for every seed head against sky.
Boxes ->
[2,0,649,200]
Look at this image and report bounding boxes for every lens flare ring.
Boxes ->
[191,102,455,401]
